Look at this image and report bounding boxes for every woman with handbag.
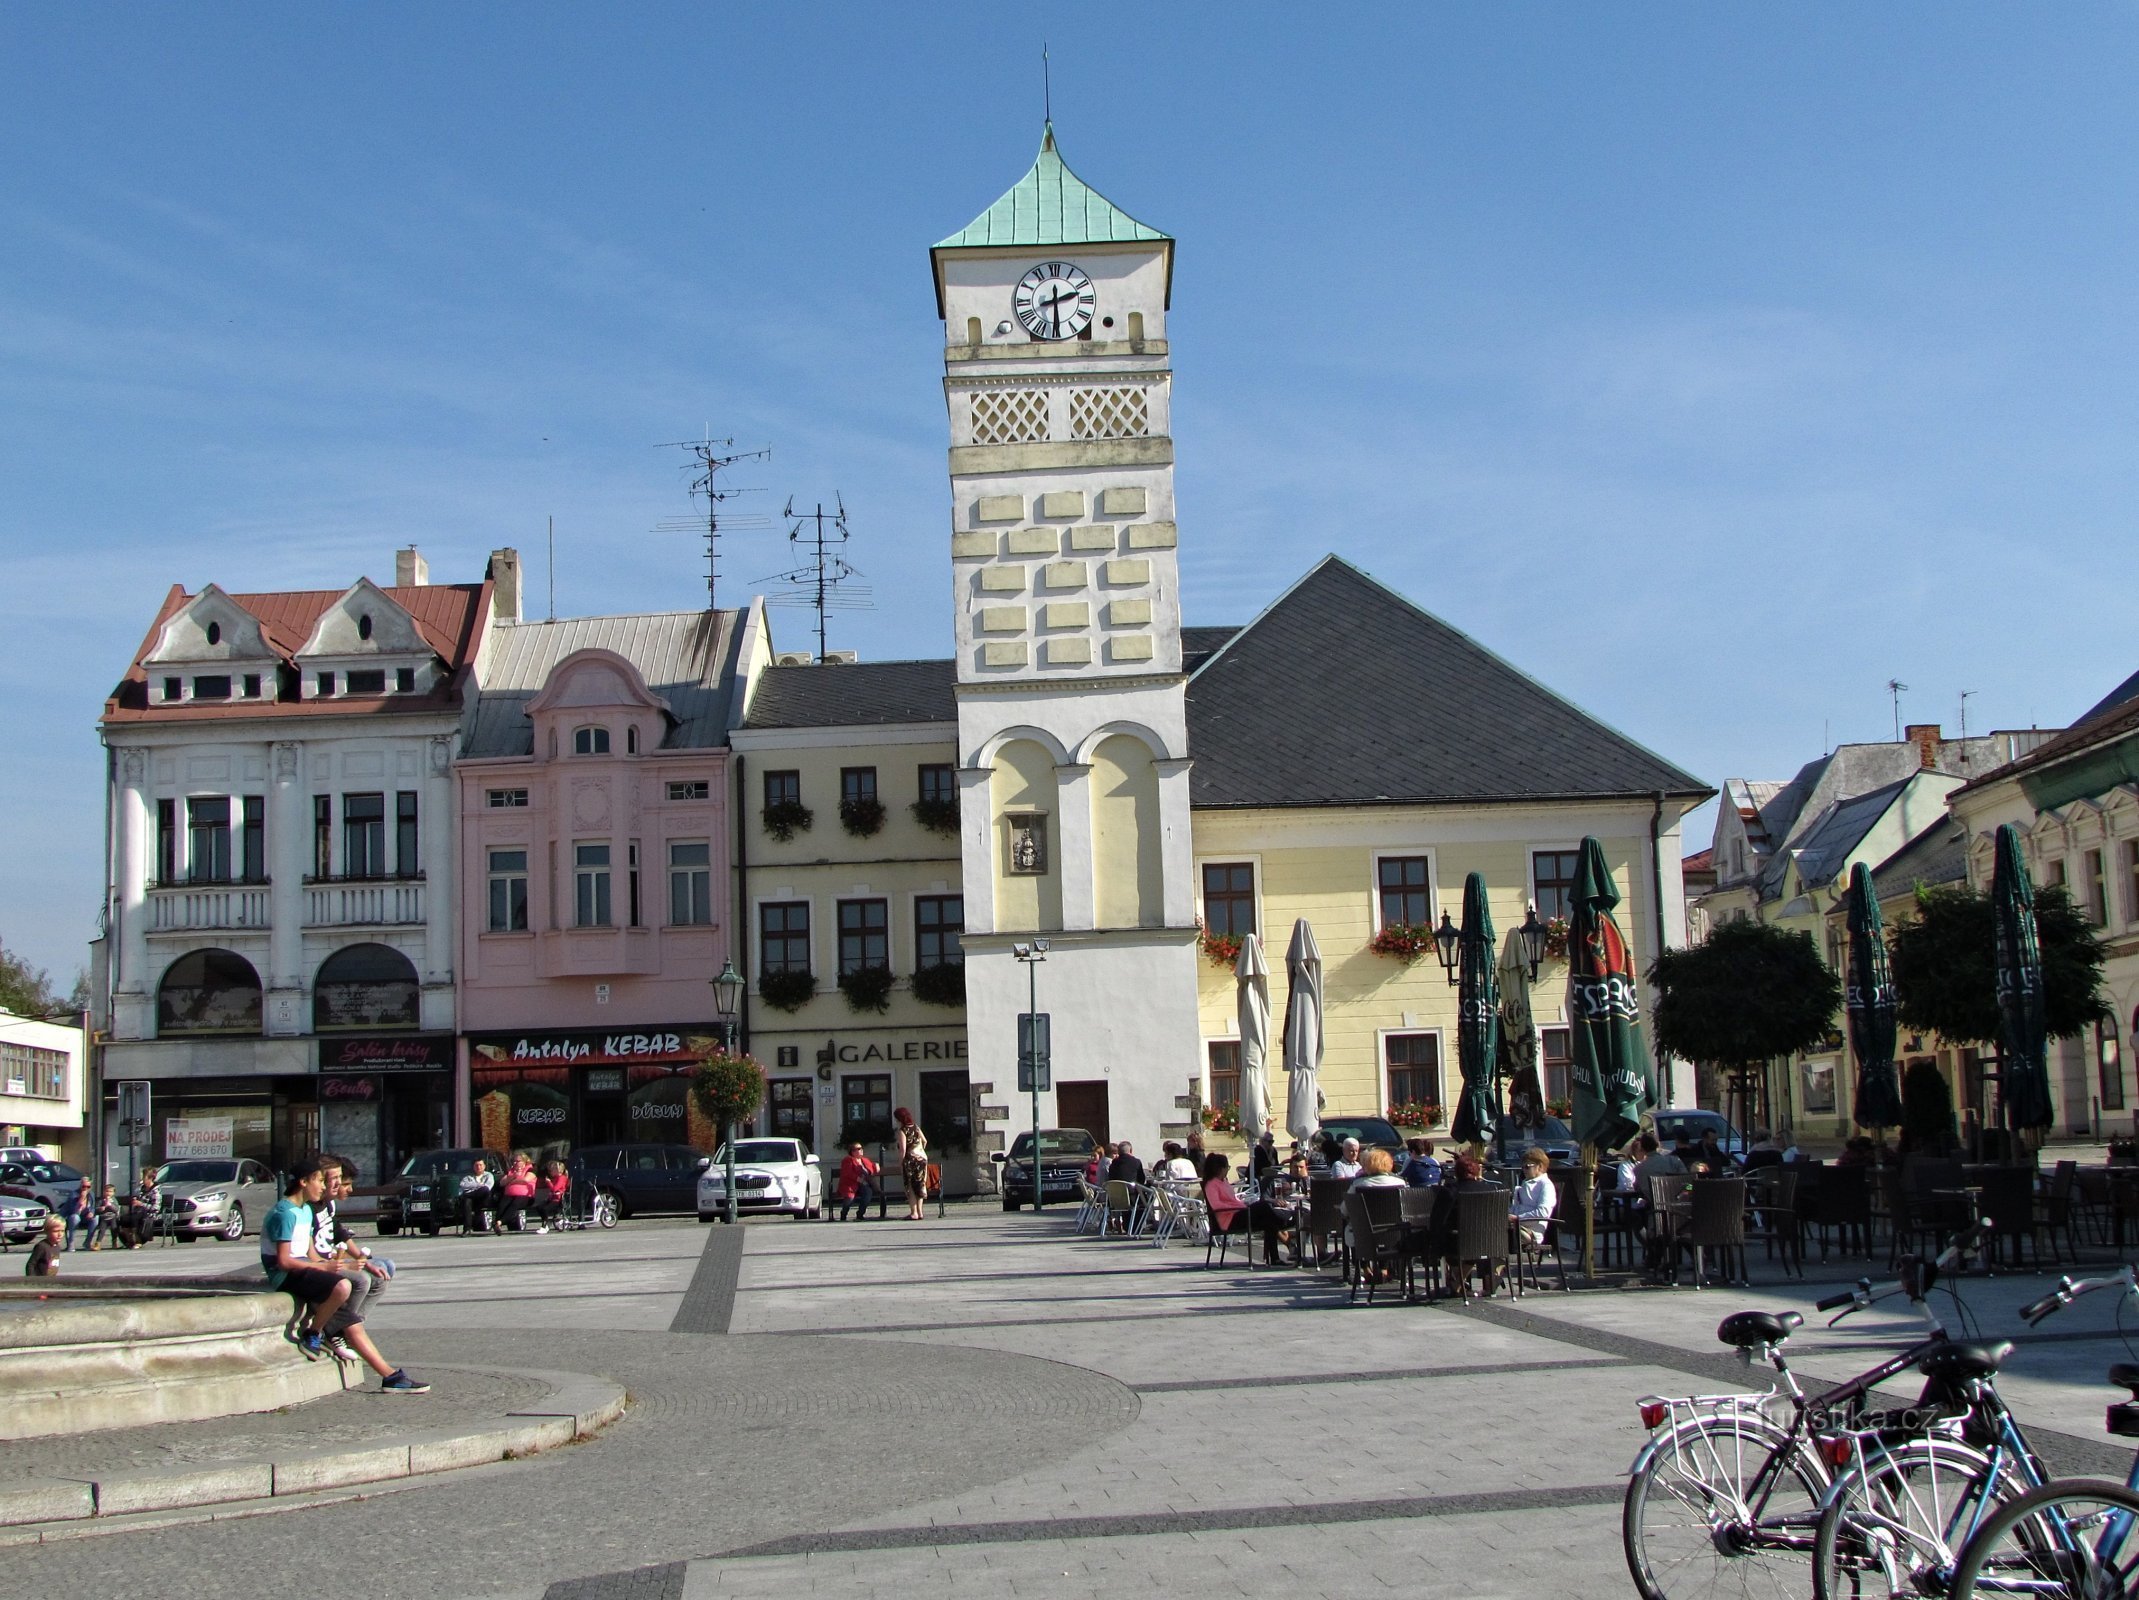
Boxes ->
[894,1108,928,1222]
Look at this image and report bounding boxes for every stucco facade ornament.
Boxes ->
[120,749,146,785]
[429,736,451,776]
[274,742,301,780]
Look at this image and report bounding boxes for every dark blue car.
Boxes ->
[572,1143,710,1218]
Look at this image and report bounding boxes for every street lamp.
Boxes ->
[1433,911,1461,985]
[711,957,743,1224]
[1518,904,1547,981]
[1013,941,1048,1212]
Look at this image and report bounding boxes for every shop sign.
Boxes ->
[320,1076,380,1102]
[807,1034,969,1067]
[468,1027,718,1068]
[318,1036,453,1072]
[166,1116,235,1159]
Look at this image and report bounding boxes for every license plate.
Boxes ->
[409,1202,431,1213]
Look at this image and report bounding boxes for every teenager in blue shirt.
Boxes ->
[264,1161,427,1393]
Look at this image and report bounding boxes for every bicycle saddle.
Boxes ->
[1717,1310,1803,1349]
[1918,1341,2014,1381]
[2110,1363,2139,1396]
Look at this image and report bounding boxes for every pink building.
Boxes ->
[455,610,746,1156]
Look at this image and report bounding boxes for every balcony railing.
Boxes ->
[305,878,426,928]
[147,882,272,934]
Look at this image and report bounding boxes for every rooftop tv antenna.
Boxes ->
[760,496,872,658]
[1958,688,1975,769]
[653,435,771,608]
[1887,678,1908,742]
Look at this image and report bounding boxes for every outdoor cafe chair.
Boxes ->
[1451,1186,1514,1302]
[1809,1162,1875,1262]
[1344,1187,1405,1305]
[1103,1179,1140,1237]
[1742,1164,1802,1278]
[2039,1160,2082,1260]
[1305,1177,1351,1274]
[1641,1173,1690,1283]
[1071,1176,1106,1234]
[1968,1162,2053,1271]
[1682,1177,1748,1288]
[1396,1186,1438,1297]
[1203,1199,1258,1270]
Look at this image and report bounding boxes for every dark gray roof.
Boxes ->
[1869,817,1968,903]
[1183,557,1709,808]
[1775,775,1912,895]
[464,611,740,758]
[744,658,958,729]
[2077,666,2139,728]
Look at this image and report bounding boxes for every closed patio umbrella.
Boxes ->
[1846,863,1903,1132]
[1282,919,1324,1145]
[1567,837,1656,1278]
[1497,925,1542,1138]
[1234,932,1271,1147]
[1992,823,2053,1137]
[1450,873,1501,1151]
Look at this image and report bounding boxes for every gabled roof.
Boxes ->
[1868,817,1968,904]
[936,125,1170,252]
[1773,775,1913,896]
[743,659,958,731]
[1183,557,1709,809]
[2076,666,2139,728]
[462,611,740,758]
[1181,626,1239,675]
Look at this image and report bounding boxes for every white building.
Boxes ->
[0,1011,87,1163]
[98,547,513,1178]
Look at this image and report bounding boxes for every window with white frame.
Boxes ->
[1207,1040,1241,1115]
[1376,855,1432,930]
[1532,849,1580,923]
[573,726,610,756]
[488,849,529,932]
[668,841,711,925]
[1383,1033,1441,1115]
[574,842,612,926]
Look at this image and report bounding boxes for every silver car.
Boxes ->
[155,1158,280,1241]
[0,1159,88,1213]
[0,1195,51,1245]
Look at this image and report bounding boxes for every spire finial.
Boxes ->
[1043,41,1052,130]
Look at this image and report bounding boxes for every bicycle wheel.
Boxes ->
[1810,1435,2014,1600]
[1950,1478,2139,1598]
[1625,1410,1828,1600]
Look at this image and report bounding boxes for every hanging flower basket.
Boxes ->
[837,964,895,1014]
[910,796,961,837]
[756,968,816,1012]
[1198,925,1243,967]
[1370,923,1435,962]
[1545,1097,1573,1119]
[910,961,965,1008]
[1200,1104,1241,1134]
[839,796,887,837]
[1542,915,1571,960]
[1387,1102,1443,1130]
[762,799,814,842]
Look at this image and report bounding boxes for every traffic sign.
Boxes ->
[1017,1012,1051,1092]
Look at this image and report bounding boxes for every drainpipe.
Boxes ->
[1650,790,1675,1107]
[732,753,751,1057]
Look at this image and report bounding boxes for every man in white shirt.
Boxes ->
[1329,1138,1364,1181]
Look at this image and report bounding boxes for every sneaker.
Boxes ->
[375,1258,396,1280]
[325,1335,356,1363]
[380,1370,430,1394]
[300,1332,326,1360]
[535,1224,548,1234]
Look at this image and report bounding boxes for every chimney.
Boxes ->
[1905,723,1940,769]
[487,548,522,624]
[395,546,429,587]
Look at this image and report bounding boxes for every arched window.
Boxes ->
[357,613,373,640]
[573,726,610,756]
[626,725,639,755]
[157,949,263,1036]
[313,942,420,1031]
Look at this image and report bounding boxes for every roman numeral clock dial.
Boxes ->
[1012,260,1095,340]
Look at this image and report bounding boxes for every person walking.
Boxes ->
[894,1108,929,1222]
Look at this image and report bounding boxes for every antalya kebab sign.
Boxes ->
[468,1027,720,1069]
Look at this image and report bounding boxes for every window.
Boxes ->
[346,669,386,695]
[627,840,641,926]
[315,672,336,697]
[486,789,529,809]
[2099,1020,2124,1113]
[841,767,878,806]
[2044,857,2067,890]
[1542,1025,1573,1103]
[161,676,182,702]
[1207,1040,1241,1115]
[915,895,964,966]
[1533,849,1580,923]
[488,849,529,932]
[395,792,419,876]
[313,795,332,877]
[1,1042,67,1100]
[2128,842,2139,925]
[205,621,221,646]
[2084,849,2108,926]
[188,797,232,882]
[918,763,955,806]
[759,901,810,975]
[668,841,711,925]
[1201,862,1256,938]
[920,1068,973,1154]
[1377,855,1433,929]
[156,798,178,884]
[626,725,639,755]
[343,794,386,878]
[839,1073,893,1147]
[767,1078,814,1152]
[573,726,610,756]
[395,667,415,693]
[241,796,264,882]
[764,770,800,808]
[838,898,889,976]
[193,675,232,700]
[574,843,612,926]
[357,613,373,640]
[1384,1033,1442,1113]
[667,780,709,802]
[242,673,261,698]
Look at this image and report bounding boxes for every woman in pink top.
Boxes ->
[1199,1152,1287,1265]
[498,1155,539,1232]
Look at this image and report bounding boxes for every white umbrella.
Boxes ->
[1497,927,1542,1146]
[1282,919,1324,1144]
[1235,933,1271,1146]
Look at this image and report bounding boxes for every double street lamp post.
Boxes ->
[1013,941,1049,1212]
[711,957,744,1225]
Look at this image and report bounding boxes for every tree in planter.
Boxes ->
[757,967,817,1012]
[1900,1057,1958,1157]
[1650,921,1842,1138]
[910,796,960,836]
[839,795,887,837]
[1891,882,2109,1060]
[762,799,813,842]
[691,1051,767,1224]
[911,961,965,1008]
[837,963,895,1014]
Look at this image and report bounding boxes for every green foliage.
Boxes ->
[909,796,960,836]
[910,961,966,1008]
[756,968,817,1012]
[837,963,895,1013]
[691,1052,766,1136]
[1891,884,2109,1046]
[0,942,64,1019]
[1900,1057,1957,1156]
[838,796,887,837]
[1649,920,1842,1070]
[761,799,814,842]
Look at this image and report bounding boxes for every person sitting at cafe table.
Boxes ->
[1632,1131,1686,1183]
[1695,1129,1735,1173]
[1510,1147,1556,1246]
[1156,1142,1197,1183]
[1199,1152,1287,1265]
[496,1155,539,1232]
[1355,1148,1404,1188]
[1426,1152,1502,1297]
[1250,1131,1281,1185]
[1400,1137,1443,1188]
[459,1158,497,1233]
[1329,1138,1365,1181]
[1107,1141,1148,1187]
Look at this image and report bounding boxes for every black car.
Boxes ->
[1491,1114,1582,1167]
[994,1128,1098,1210]
[1311,1117,1408,1166]
[377,1147,508,1236]
[572,1143,710,1218]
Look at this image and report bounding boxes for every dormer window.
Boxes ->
[347,669,387,695]
[357,614,373,641]
[162,677,183,702]
[242,673,262,698]
[193,675,232,700]
[205,622,221,646]
[573,726,610,756]
[396,667,416,693]
[316,672,336,697]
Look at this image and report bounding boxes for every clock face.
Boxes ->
[1012,260,1095,341]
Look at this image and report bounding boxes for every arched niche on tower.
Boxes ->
[1090,734,1162,929]
[989,738,1062,933]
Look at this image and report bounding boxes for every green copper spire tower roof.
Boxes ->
[936,124,1171,251]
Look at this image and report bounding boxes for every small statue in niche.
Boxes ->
[1008,815,1047,875]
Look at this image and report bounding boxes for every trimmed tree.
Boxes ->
[1650,921,1842,1135]
[1890,883,2109,1048]
[691,1051,767,1224]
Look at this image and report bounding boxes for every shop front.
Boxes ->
[747,1024,978,1195]
[317,1035,455,1185]
[466,1026,723,1163]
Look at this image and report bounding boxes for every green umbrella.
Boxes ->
[1992,823,2052,1134]
[1568,837,1655,1155]
[1449,872,1501,1149]
[1846,862,1903,1130]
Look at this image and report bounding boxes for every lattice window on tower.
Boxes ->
[1069,387,1150,440]
[968,389,1050,445]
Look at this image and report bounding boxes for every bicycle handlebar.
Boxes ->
[2021,1266,2137,1326]
[1816,1288,1858,1312]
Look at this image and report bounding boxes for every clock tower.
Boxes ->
[931,126,1201,1152]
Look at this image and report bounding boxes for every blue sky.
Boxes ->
[4,5,2136,986]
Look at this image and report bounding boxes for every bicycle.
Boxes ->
[1623,1225,1993,1599]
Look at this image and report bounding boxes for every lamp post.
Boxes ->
[712,957,743,1225]
[1518,904,1546,981]
[1013,940,1048,1212]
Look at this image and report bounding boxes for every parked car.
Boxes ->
[697,1138,822,1221]
[1491,1115,1582,1168]
[1652,1109,1750,1162]
[377,1147,508,1236]
[993,1128,1097,1210]
[0,1146,49,1166]
[572,1143,711,1218]
[0,1159,89,1213]
[154,1157,281,1240]
[1310,1117,1408,1167]
[0,1195,51,1245]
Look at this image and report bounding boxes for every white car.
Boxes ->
[697,1138,822,1222]
[0,1195,51,1245]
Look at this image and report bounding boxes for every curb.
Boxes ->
[0,1363,626,1542]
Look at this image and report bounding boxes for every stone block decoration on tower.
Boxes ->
[931,125,1203,1149]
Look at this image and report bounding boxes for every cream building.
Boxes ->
[0,1011,87,1163]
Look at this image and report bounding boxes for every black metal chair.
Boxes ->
[1397,1186,1438,1298]
[1969,1163,2051,1271]
[1450,1186,1513,1301]
[1683,1177,1748,1288]
[1742,1165,1801,1278]
[1305,1177,1351,1273]
[1203,1198,1257,1270]
[1344,1187,1405,1304]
